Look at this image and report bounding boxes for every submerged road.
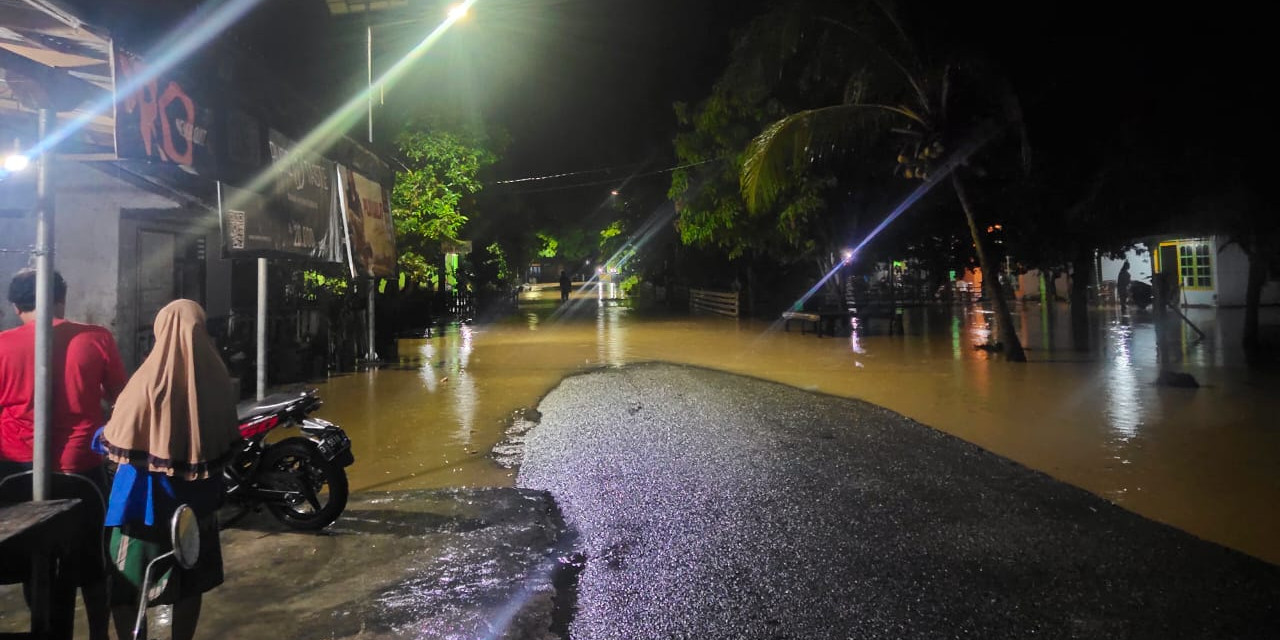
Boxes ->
[518,363,1280,639]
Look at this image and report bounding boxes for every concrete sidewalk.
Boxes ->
[0,488,570,639]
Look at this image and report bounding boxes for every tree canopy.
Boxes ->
[391,121,501,283]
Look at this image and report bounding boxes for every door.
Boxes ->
[136,230,177,359]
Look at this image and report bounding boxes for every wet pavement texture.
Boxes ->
[0,488,567,640]
[519,363,1280,639]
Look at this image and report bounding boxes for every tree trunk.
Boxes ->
[1243,241,1265,353]
[951,172,1027,362]
[1069,248,1092,352]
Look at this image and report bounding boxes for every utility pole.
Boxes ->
[32,108,53,502]
[367,23,373,144]
[257,258,267,400]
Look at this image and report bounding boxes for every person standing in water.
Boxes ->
[100,300,242,640]
[1117,260,1132,310]
[559,270,572,302]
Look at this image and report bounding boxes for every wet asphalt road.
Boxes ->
[518,363,1280,639]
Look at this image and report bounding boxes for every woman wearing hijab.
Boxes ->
[100,299,242,640]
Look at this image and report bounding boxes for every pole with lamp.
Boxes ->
[361,3,470,361]
[2,113,57,501]
[0,107,58,635]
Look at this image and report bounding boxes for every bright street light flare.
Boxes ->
[3,154,30,172]
[447,4,469,20]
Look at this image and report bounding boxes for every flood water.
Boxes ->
[313,283,1280,565]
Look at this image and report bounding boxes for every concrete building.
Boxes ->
[0,161,231,369]
[1,0,393,375]
[1088,238,1280,309]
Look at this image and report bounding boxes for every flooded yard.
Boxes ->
[313,284,1280,564]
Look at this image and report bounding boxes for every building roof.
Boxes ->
[325,0,410,16]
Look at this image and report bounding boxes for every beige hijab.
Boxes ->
[104,299,242,480]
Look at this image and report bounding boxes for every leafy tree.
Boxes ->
[535,232,559,259]
[391,122,499,284]
[738,0,1030,360]
[668,13,847,273]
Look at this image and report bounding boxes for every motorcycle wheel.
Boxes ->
[259,438,349,530]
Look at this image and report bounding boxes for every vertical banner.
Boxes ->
[337,164,397,277]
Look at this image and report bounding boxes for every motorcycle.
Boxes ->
[224,388,354,530]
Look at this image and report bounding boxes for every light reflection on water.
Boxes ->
[1105,321,1144,439]
[312,285,1280,564]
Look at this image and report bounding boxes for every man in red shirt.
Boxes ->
[0,269,127,480]
[0,269,126,640]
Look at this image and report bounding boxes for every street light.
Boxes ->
[367,1,474,144]
[4,154,30,172]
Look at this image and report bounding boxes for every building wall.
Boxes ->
[53,163,175,329]
[0,162,179,336]
[0,169,37,331]
[1015,270,1071,301]
[1148,235,1280,308]
[0,217,35,331]
[1212,237,1280,307]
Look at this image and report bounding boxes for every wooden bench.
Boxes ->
[781,310,821,335]
[782,309,850,337]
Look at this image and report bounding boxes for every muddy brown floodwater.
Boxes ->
[312,283,1280,565]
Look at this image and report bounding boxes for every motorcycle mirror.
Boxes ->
[134,504,203,639]
[170,504,200,570]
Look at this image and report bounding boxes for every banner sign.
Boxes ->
[216,132,343,261]
[338,164,397,277]
[441,239,472,254]
[265,130,342,262]
[113,45,215,173]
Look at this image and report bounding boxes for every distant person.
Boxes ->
[1117,261,1132,310]
[0,268,126,640]
[101,300,242,640]
[559,270,572,302]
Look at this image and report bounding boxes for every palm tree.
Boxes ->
[739,0,1028,361]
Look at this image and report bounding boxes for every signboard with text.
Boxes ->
[338,164,397,277]
[265,130,342,262]
[217,132,343,261]
[113,45,216,173]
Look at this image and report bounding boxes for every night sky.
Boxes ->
[219,0,1274,224]
[301,0,764,215]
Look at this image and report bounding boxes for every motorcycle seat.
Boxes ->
[236,390,314,422]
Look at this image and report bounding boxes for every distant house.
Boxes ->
[1098,237,1280,308]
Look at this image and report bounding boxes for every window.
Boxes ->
[1176,241,1213,289]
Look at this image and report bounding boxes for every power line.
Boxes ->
[492,161,648,185]
[497,158,726,194]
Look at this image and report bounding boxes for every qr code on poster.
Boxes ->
[227,209,246,249]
